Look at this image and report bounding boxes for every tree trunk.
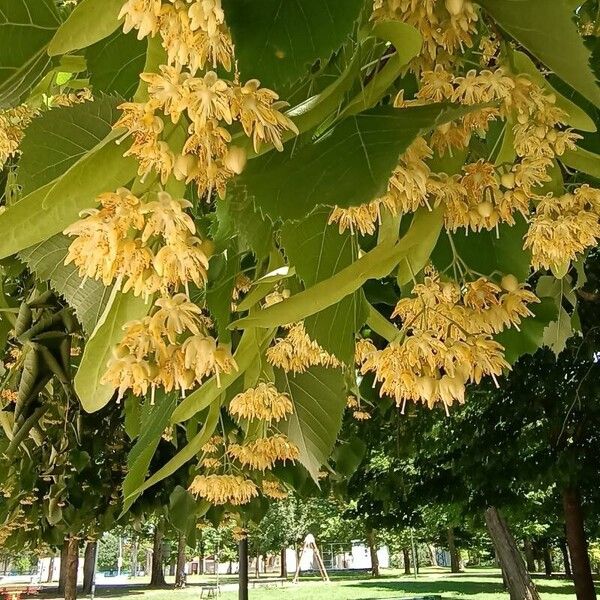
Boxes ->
[175,533,187,588]
[64,537,79,600]
[239,537,248,600]
[559,538,572,579]
[523,539,536,573]
[542,545,553,577]
[484,507,541,600]
[82,541,97,595]
[131,537,138,578]
[563,486,597,600]
[448,528,461,573]
[427,544,438,567]
[47,556,55,583]
[280,547,287,578]
[366,528,380,577]
[402,548,411,575]
[58,540,69,594]
[199,536,205,575]
[149,521,166,587]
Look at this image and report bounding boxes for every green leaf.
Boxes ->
[508,49,596,132]
[222,0,364,90]
[277,366,346,481]
[236,104,477,222]
[432,217,532,282]
[478,0,600,107]
[125,400,221,504]
[542,306,573,356]
[0,0,61,107]
[0,133,138,260]
[496,298,559,364]
[74,289,150,413]
[87,30,147,99]
[171,328,275,423]
[397,206,444,285]
[18,96,121,195]
[121,393,177,514]
[48,0,123,56]
[560,146,600,179]
[231,207,446,330]
[341,21,422,117]
[19,234,112,335]
[205,246,239,343]
[169,486,198,533]
[281,208,368,364]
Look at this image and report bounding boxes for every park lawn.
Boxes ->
[44,568,597,600]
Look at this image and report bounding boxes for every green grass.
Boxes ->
[39,567,597,600]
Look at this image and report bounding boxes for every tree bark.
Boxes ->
[484,507,541,600]
[523,539,536,573]
[448,528,461,573]
[280,547,287,578]
[149,521,166,587]
[427,544,438,567]
[559,538,572,579]
[47,556,55,583]
[64,537,79,600]
[131,536,138,578]
[82,541,97,595]
[366,528,380,577]
[175,533,187,588]
[58,540,69,594]
[542,545,553,577]
[239,537,248,600]
[402,548,411,575]
[563,486,597,600]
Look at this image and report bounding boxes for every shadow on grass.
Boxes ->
[349,579,504,597]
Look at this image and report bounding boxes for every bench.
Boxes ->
[199,585,218,598]
[249,577,286,589]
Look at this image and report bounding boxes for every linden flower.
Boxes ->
[139,66,190,123]
[0,105,37,167]
[266,322,340,374]
[201,457,221,469]
[119,0,162,39]
[151,294,203,343]
[525,187,600,272]
[328,202,382,236]
[231,79,299,151]
[228,383,294,423]
[182,334,238,385]
[262,480,288,500]
[353,411,371,421]
[189,474,258,505]
[186,71,233,129]
[202,435,223,454]
[228,435,300,471]
[102,354,153,399]
[346,395,359,409]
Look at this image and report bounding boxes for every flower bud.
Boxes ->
[445,0,464,16]
[223,146,247,175]
[500,172,515,190]
[501,274,519,292]
[477,200,494,218]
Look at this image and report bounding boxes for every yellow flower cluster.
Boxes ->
[115,0,297,198]
[116,69,297,197]
[64,188,211,298]
[228,435,299,471]
[228,383,294,423]
[120,0,232,72]
[262,480,289,500]
[332,67,581,237]
[266,322,340,374]
[189,474,258,505]
[346,395,371,421]
[0,105,37,168]
[357,269,538,409]
[525,186,600,272]
[102,293,237,398]
[372,0,479,71]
